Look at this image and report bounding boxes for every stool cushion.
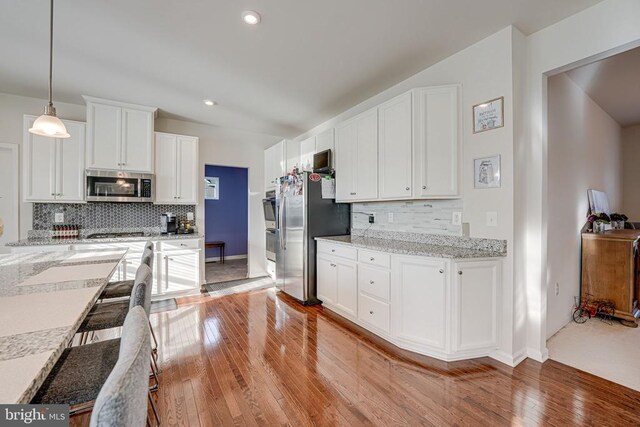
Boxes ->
[31,338,120,406]
[99,280,134,300]
[78,301,129,333]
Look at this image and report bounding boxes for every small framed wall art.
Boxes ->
[473,97,504,133]
[474,155,501,189]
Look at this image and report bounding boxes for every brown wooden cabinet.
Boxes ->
[581,230,640,323]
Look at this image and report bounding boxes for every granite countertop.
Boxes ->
[0,249,126,403]
[6,233,203,247]
[315,235,506,259]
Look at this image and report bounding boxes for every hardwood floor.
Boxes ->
[71,288,640,426]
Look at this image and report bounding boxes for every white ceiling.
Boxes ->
[0,0,601,138]
[565,46,640,127]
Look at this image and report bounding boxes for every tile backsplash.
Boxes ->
[351,199,463,236]
[32,203,196,230]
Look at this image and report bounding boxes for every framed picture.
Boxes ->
[204,176,219,200]
[473,97,504,133]
[474,155,501,189]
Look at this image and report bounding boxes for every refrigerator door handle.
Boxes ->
[281,194,286,250]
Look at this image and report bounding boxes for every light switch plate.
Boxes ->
[388,212,394,223]
[452,211,462,226]
[54,212,64,223]
[486,211,498,227]
[187,212,194,221]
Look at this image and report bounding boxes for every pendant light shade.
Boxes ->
[29,0,69,139]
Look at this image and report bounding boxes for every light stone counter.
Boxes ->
[0,249,126,403]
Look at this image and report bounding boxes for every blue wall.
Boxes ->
[204,165,248,259]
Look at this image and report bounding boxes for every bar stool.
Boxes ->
[89,306,158,427]
[99,242,154,300]
[31,265,154,415]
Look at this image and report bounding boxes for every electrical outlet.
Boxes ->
[388,212,394,223]
[555,282,560,296]
[54,212,64,223]
[452,211,462,226]
[486,212,498,227]
[368,214,375,224]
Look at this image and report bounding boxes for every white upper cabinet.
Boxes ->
[154,132,198,204]
[299,136,316,172]
[315,128,335,168]
[378,92,413,199]
[335,107,378,201]
[23,116,85,203]
[412,85,461,198]
[264,140,285,191]
[84,96,157,173]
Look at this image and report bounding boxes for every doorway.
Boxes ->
[545,46,640,391]
[203,165,249,284]
[0,143,19,252]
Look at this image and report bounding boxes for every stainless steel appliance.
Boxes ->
[160,213,177,234]
[276,172,350,304]
[86,170,154,203]
[264,191,277,262]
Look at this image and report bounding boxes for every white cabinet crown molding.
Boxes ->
[82,95,158,116]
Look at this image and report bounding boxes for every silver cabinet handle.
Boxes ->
[458,271,463,275]
[422,185,427,190]
[406,187,410,191]
[369,310,374,315]
[180,243,187,247]
[439,269,444,274]
[330,263,336,267]
[331,249,336,253]
[350,192,356,195]
[51,193,55,196]
[370,257,375,261]
[369,280,374,284]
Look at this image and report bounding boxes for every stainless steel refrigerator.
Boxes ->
[276,172,350,304]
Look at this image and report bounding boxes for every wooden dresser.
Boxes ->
[581,230,640,323]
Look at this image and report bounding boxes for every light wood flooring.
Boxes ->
[71,287,640,426]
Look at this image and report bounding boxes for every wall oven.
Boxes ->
[86,170,154,202]
[263,191,277,261]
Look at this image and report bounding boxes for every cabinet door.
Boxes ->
[154,133,177,203]
[56,121,85,202]
[176,136,198,204]
[391,256,448,351]
[315,128,335,168]
[335,259,358,318]
[378,92,413,199]
[284,139,298,173]
[413,85,460,198]
[317,255,337,305]
[335,118,358,200]
[23,117,56,202]
[121,108,154,172]
[300,136,316,172]
[452,261,500,352]
[354,109,378,200]
[163,251,200,294]
[264,141,285,191]
[86,103,121,170]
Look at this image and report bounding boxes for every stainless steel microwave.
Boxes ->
[86,170,155,202]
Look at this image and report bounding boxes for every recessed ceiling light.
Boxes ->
[242,11,261,25]
[203,99,216,106]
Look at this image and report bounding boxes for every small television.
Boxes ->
[313,149,332,173]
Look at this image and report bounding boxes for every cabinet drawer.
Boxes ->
[73,241,148,253]
[317,241,357,260]
[358,293,390,334]
[358,249,390,268]
[358,265,390,302]
[161,239,201,251]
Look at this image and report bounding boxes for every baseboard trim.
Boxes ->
[526,347,549,363]
[490,348,528,367]
[205,255,247,262]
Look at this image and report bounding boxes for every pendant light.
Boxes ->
[29,0,69,138]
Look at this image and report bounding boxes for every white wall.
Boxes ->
[524,0,640,359]
[546,73,622,338]
[155,118,280,279]
[622,124,640,220]
[292,27,522,365]
[0,93,86,239]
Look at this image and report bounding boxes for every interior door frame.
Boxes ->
[0,143,20,246]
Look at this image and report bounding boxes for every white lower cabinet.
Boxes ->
[158,250,200,295]
[391,256,447,352]
[317,253,357,318]
[316,241,502,362]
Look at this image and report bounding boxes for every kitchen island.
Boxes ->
[0,249,126,403]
